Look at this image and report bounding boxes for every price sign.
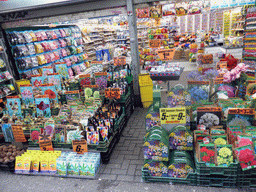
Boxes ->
[72,139,88,154]
[160,108,186,124]
[105,88,121,99]
[149,40,161,48]
[155,18,161,26]
[114,57,126,66]
[11,124,26,142]
[39,140,53,151]
[39,131,53,151]
[157,49,175,61]
[91,61,103,64]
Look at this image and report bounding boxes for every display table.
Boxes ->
[150,67,184,91]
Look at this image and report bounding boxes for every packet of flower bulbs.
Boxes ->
[187,81,209,105]
[6,96,22,117]
[211,135,228,145]
[215,144,233,167]
[235,134,253,148]
[227,108,255,129]
[214,80,236,98]
[210,128,225,135]
[234,144,256,171]
[197,107,222,129]
[198,143,216,166]
[40,83,58,103]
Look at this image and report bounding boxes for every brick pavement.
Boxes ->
[99,107,147,182]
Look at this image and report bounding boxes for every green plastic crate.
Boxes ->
[114,108,125,132]
[237,165,256,188]
[142,168,197,185]
[197,174,237,188]
[195,156,239,176]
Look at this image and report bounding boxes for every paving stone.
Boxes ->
[123,140,131,147]
[127,164,136,175]
[128,143,136,151]
[135,170,142,176]
[100,174,117,180]
[134,176,142,182]
[111,169,127,175]
[115,146,128,151]
[103,168,112,174]
[116,175,134,182]
[99,164,106,174]
[106,163,121,169]
[119,150,133,155]
[130,160,144,165]
[136,164,143,170]
[132,131,140,138]
[133,147,141,155]
[121,160,130,170]
[125,155,138,160]
[109,155,124,164]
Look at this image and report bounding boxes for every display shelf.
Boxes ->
[150,67,184,81]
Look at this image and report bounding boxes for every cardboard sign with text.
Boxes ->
[105,88,121,99]
[157,49,175,61]
[72,139,88,154]
[11,124,26,142]
[149,40,161,48]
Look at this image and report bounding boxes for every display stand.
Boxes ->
[150,67,184,92]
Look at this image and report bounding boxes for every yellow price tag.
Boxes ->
[160,108,186,124]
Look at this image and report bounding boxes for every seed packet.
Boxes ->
[20,84,34,105]
[13,45,29,57]
[162,3,175,16]
[35,95,51,117]
[29,31,37,42]
[95,72,107,91]
[227,108,254,129]
[211,135,227,145]
[97,127,108,142]
[143,160,168,177]
[44,120,55,138]
[26,43,36,55]
[216,144,233,166]
[55,63,69,80]
[199,143,216,166]
[234,145,256,171]
[236,134,253,148]
[6,96,22,117]
[2,124,14,142]
[169,125,193,150]
[16,32,26,44]
[47,73,62,91]
[37,54,47,65]
[87,131,99,145]
[167,85,191,107]
[215,80,236,98]
[30,128,41,143]
[136,7,149,18]
[31,75,48,87]
[149,5,162,18]
[42,66,54,76]
[197,107,222,129]
[210,128,225,135]
[188,81,209,105]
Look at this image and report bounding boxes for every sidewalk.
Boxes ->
[0,108,251,192]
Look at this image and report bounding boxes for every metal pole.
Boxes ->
[126,0,141,105]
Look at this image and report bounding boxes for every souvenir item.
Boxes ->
[149,5,162,18]
[162,4,175,16]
